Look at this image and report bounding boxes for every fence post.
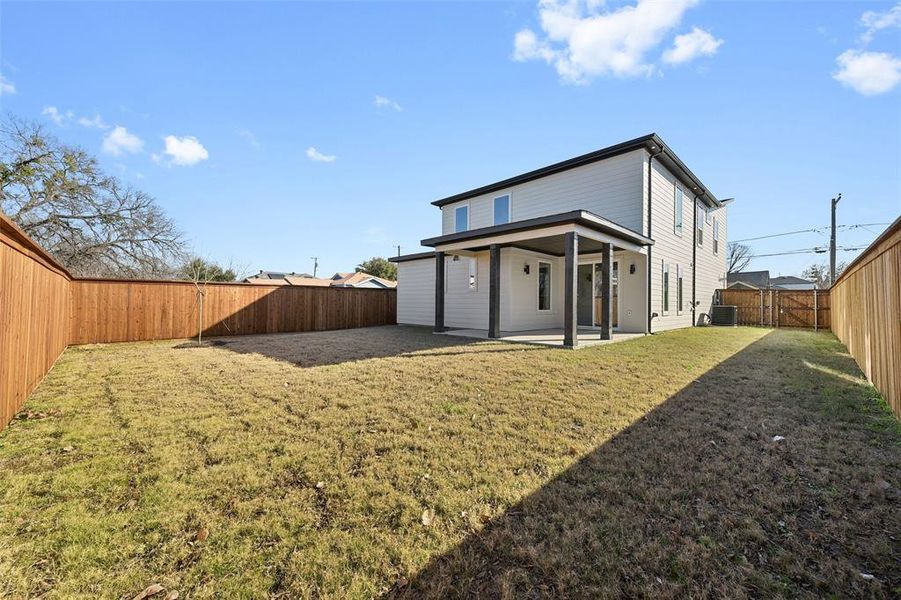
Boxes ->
[759,289,763,326]
[775,291,780,328]
[769,289,773,327]
[814,289,818,331]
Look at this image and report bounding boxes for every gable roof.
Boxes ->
[331,271,397,288]
[431,133,721,209]
[770,275,814,286]
[727,270,770,289]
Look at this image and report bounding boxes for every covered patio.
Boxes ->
[422,210,654,348]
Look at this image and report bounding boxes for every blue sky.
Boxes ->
[2,1,899,278]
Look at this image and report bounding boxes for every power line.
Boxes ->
[732,222,890,243]
[752,245,869,258]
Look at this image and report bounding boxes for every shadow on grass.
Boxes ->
[173,325,542,369]
[389,330,900,598]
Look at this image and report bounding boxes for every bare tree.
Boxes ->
[802,261,847,288]
[727,242,753,273]
[1,116,185,277]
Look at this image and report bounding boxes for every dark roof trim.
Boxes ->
[389,251,437,263]
[431,133,721,209]
[420,210,653,248]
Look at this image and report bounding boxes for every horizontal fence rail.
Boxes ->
[0,211,396,431]
[717,288,830,330]
[830,217,901,418]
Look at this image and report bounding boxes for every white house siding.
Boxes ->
[695,201,728,322]
[500,248,565,331]
[440,150,646,235]
[444,251,490,329]
[644,154,727,332]
[396,258,435,326]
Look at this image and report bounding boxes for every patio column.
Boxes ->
[488,244,501,339]
[564,231,578,348]
[600,242,612,340]
[434,251,445,332]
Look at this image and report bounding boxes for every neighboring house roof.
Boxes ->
[330,271,397,288]
[284,276,331,287]
[431,133,721,209]
[727,270,770,289]
[726,281,759,290]
[771,276,817,289]
[244,271,313,282]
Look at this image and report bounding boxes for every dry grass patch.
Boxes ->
[0,326,897,598]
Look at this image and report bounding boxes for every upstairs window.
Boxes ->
[454,205,469,233]
[713,217,720,254]
[494,194,511,225]
[538,262,551,311]
[674,187,683,236]
[697,203,705,246]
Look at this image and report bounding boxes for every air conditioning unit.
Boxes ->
[710,305,738,326]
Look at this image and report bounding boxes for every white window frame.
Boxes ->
[662,262,670,315]
[697,203,705,246]
[454,204,470,233]
[713,217,720,255]
[537,261,552,312]
[706,204,713,224]
[676,265,683,315]
[493,193,512,226]
[674,186,683,237]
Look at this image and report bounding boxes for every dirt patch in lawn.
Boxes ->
[0,327,897,598]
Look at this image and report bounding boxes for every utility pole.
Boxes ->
[310,256,319,278]
[829,198,836,285]
[395,245,401,257]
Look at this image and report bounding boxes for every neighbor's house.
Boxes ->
[329,272,397,289]
[243,270,396,288]
[727,270,817,290]
[390,134,730,347]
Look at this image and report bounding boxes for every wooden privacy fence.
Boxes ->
[70,279,396,344]
[717,288,830,329]
[830,217,901,419]
[0,212,396,431]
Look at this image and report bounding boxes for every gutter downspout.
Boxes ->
[646,146,663,333]
[692,193,700,326]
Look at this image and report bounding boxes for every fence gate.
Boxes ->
[718,288,830,330]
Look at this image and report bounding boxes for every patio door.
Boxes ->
[577,264,593,326]
[593,261,619,328]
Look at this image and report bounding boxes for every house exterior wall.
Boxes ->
[440,149,646,235]
[396,259,435,326]
[500,248,565,331]
[444,252,490,329]
[643,154,727,332]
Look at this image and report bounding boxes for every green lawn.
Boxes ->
[0,326,897,598]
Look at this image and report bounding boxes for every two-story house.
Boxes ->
[389,134,730,348]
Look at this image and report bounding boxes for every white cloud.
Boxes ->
[374,95,402,111]
[158,135,209,166]
[238,129,260,148]
[512,0,713,84]
[833,50,901,95]
[42,106,71,125]
[0,74,15,96]
[306,146,336,163]
[77,114,109,129]
[663,26,723,65]
[860,2,901,44]
[102,126,144,156]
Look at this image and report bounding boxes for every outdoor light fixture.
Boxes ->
[629,263,636,274]
[452,255,460,262]
[523,263,530,275]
